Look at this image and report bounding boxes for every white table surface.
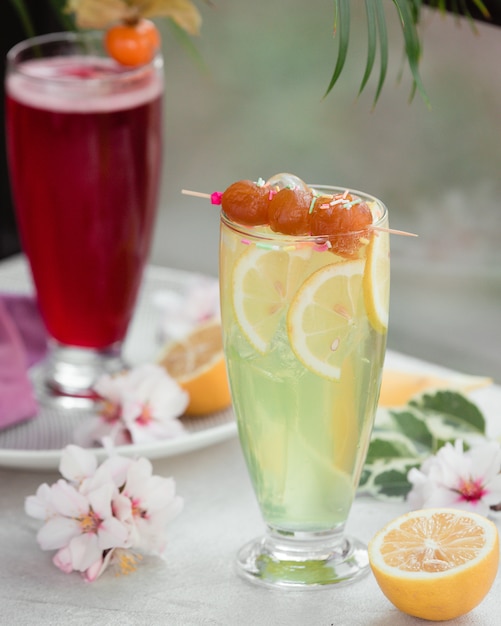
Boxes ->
[1,255,500,626]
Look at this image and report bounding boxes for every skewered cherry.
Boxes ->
[310,193,373,257]
[221,180,270,226]
[268,188,313,236]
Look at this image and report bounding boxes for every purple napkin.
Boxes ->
[0,294,48,430]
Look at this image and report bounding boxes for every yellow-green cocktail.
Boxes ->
[219,177,389,588]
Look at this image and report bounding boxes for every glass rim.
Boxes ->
[6,30,163,81]
[220,184,389,242]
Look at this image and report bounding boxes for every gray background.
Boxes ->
[148,2,500,381]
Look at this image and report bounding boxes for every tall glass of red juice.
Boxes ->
[5,31,163,404]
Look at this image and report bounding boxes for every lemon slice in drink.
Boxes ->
[363,230,390,333]
[287,259,365,380]
[232,246,311,353]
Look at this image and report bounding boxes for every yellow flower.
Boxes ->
[65,0,202,36]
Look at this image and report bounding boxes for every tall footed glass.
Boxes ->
[219,185,390,588]
[5,32,163,405]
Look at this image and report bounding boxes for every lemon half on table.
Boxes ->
[369,508,499,621]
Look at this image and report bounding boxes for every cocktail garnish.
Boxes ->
[268,187,314,236]
[220,179,270,226]
[181,176,418,249]
[65,0,202,66]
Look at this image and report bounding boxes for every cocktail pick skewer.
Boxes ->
[181,189,418,237]
[371,226,418,237]
[182,189,224,205]
[181,190,211,199]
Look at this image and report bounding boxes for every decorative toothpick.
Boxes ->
[181,189,418,237]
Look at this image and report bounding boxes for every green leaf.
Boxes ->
[358,468,371,487]
[360,458,419,499]
[429,0,490,20]
[410,391,486,434]
[373,0,389,106]
[409,0,423,21]
[373,468,414,498]
[8,0,76,35]
[358,0,378,96]
[472,0,491,18]
[8,0,36,37]
[389,407,434,448]
[366,431,419,463]
[364,389,489,501]
[392,0,430,106]
[425,418,483,453]
[324,0,351,98]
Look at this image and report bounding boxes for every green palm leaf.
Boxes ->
[374,0,389,106]
[431,0,490,18]
[8,0,36,37]
[393,0,429,105]
[358,0,377,96]
[325,0,491,105]
[324,0,351,97]
[8,0,76,35]
[325,0,430,104]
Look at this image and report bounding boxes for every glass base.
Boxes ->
[235,527,370,589]
[35,341,126,409]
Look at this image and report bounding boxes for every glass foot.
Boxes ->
[34,341,126,409]
[236,528,370,589]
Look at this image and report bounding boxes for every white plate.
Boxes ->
[0,264,237,470]
[0,419,237,471]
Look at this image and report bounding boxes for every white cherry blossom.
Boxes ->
[119,456,183,553]
[25,445,182,581]
[76,364,188,447]
[407,439,501,516]
[35,480,129,571]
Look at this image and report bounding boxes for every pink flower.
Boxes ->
[35,480,129,573]
[407,439,501,516]
[117,365,188,444]
[75,364,188,447]
[25,445,182,581]
[59,444,98,485]
[25,483,56,520]
[119,457,183,553]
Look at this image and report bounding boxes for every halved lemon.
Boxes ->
[287,259,365,380]
[363,230,390,334]
[369,508,499,621]
[232,245,311,353]
[158,320,232,416]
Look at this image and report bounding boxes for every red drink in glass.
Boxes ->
[5,33,164,400]
[6,57,162,347]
